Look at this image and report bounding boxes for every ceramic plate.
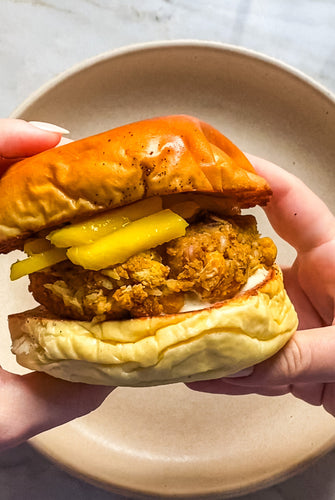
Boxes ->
[2,41,335,498]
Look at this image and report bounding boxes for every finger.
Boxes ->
[247,154,335,253]
[186,380,289,397]
[323,383,335,416]
[282,264,328,330]
[290,382,326,406]
[295,238,335,325]
[0,368,114,451]
[187,379,335,415]
[287,382,335,415]
[188,378,335,417]
[0,119,62,175]
[222,326,335,386]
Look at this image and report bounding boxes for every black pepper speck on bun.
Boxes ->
[1,115,298,386]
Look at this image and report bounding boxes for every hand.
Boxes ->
[188,154,335,416]
[0,119,114,451]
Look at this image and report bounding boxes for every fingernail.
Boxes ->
[29,121,70,134]
[225,367,254,378]
[57,137,73,146]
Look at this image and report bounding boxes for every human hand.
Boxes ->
[0,119,114,451]
[188,154,335,416]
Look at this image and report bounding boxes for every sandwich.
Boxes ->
[0,115,298,386]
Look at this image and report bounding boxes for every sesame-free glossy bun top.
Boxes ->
[0,115,271,253]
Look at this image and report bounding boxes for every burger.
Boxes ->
[1,115,298,386]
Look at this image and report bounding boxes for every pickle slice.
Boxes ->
[48,196,163,247]
[10,247,68,281]
[67,209,188,271]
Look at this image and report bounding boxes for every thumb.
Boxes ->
[246,153,335,253]
[227,326,335,386]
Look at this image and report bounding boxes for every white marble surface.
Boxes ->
[1,1,335,499]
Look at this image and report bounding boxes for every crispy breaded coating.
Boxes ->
[28,214,276,321]
[29,251,183,321]
[165,215,276,301]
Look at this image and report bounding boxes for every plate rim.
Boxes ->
[29,431,335,499]
[10,39,335,120]
[8,40,335,499]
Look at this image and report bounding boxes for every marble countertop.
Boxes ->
[1,1,335,499]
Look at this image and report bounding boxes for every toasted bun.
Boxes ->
[0,115,271,253]
[9,266,298,387]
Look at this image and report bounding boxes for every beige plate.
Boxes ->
[2,41,335,498]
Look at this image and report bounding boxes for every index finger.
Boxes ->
[247,154,335,253]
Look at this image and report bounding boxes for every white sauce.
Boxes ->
[238,267,269,293]
[179,295,212,313]
[179,267,269,313]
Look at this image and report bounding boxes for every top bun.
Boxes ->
[0,115,271,253]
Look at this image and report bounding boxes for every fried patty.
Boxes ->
[29,214,276,321]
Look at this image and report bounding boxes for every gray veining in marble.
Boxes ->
[1,1,335,499]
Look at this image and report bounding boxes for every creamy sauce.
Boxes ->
[179,295,212,313]
[179,267,269,313]
[238,267,269,293]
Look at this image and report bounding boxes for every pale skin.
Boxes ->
[1,120,334,453]
[0,119,114,452]
[188,153,335,416]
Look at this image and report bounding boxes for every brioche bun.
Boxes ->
[9,266,297,386]
[1,115,298,386]
[0,115,270,253]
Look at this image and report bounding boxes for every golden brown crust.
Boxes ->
[0,115,271,253]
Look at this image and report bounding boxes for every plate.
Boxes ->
[2,41,335,498]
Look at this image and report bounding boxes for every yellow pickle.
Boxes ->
[10,247,68,281]
[67,209,188,270]
[10,198,188,279]
[48,196,163,247]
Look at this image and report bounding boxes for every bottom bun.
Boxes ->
[9,266,298,387]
